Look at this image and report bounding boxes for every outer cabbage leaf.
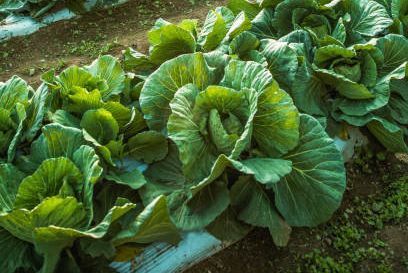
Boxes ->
[260,40,299,90]
[0,164,25,213]
[226,11,253,40]
[0,228,35,273]
[140,142,186,205]
[6,103,27,162]
[0,76,30,110]
[220,58,273,91]
[291,61,328,116]
[334,112,408,152]
[206,207,252,243]
[0,0,25,14]
[250,8,276,39]
[198,9,229,51]
[229,31,260,58]
[230,176,291,246]
[389,78,408,124]
[125,131,168,164]
[167,180,230,230]
[105,168,147,191]
[388,0,408,35]
[375,34,408,77]
[111,195,180,246]
[72,145,103,225]
[227,0,262,19]
[23,84,48,142]
[14,157,83,210]
[148,23,197,65]
[342,0,393,38]
[230,158,293,187]
[367,117,408,152]
[21,123,86,171]
[272,114,346,226]
[0,76,30,161]
[122,48,155,74]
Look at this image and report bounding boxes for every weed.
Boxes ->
[54,59,67,72]
[331,223,364,251]
[295,176,408,273]
[403,256,408,270]
[356,176,408,229]
[296,250,352,273]
[64,39,119,58]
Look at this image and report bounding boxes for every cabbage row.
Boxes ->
[0,58,181,273]
[239,0,408,154]
[1,0,407,272]
[126,0,408,154]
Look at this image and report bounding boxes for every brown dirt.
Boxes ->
[381,225,408,255]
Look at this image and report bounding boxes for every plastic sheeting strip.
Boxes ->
[111,231,228,273]
[0,0,128,42]
[0,10,75,41]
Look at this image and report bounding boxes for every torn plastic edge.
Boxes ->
[0,0,129,42]
[334,127,368,162]
[111,231,227,273]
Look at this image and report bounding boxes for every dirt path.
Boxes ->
[0,0,226,85]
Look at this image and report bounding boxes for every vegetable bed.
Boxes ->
[0,0,407,272]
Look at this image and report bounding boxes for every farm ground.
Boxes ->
[1,0,407,272]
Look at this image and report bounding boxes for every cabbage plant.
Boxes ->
[375,0,408,36]
[258,30,408,153]
[123,6,253,74]
[139,52,346,246]
[0,76,47,163]
[0,57,181,273]
[0,76,31,162]
[228,0,408,153]
[232,0,395,44]
[41,55,170,187]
